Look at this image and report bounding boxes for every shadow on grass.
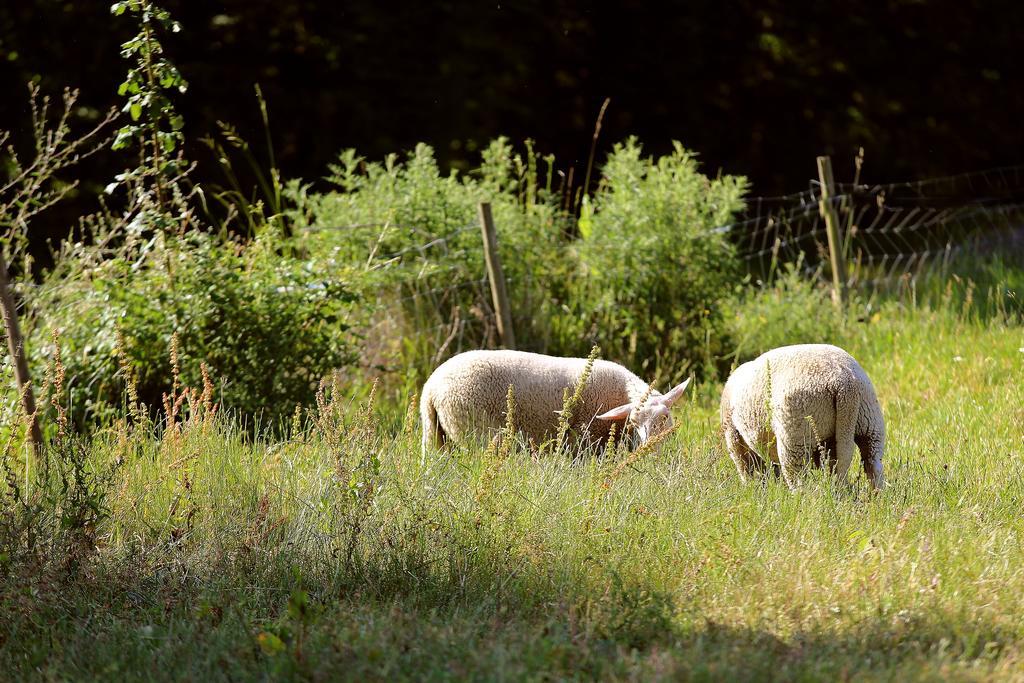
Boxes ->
[1,544,1016,682]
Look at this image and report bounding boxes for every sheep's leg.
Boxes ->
[777,449,802,489]
[725,424,769,482]
[856,433,886,490]
[419,395,447,462]
[774,430,805,490]
[833,389,860,485]
[833,438,856,485]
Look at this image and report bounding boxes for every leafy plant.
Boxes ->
[290,137,748,395]
[109,0,192,231]
[30,230,363,429]
[565,138,747,382]
[289,139,570,392]
[725,256,856,362]
[8,4,367,432]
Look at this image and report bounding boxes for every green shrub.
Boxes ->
[564,139,747,382]
[725,258,854,362]
[289,139,570,389]
[29,231,362,428]
[290,137,748,390]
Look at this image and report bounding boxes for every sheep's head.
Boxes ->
[594,378,691,445]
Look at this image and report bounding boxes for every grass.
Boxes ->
[2,302,1024,681]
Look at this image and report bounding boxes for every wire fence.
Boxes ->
[303,219,501,366]
[714,164,1024,287]
[301,163,1024,369]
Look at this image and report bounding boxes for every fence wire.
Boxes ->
[302,164,1024,351]
[300,220,479,263]
[714,165,1024,286]
[303,219,500,361]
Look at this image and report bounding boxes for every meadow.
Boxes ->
[3,297,1023,681]
[3,5,1024,679]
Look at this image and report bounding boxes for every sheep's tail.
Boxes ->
[833,386,859,483]
[420,388,446,461]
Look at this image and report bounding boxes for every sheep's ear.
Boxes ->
[595,403,633,422]
[658,378,691,407]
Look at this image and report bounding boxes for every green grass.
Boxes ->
[2,303,1024,681]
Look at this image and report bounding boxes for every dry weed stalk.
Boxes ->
[199,362,217,426]
[475,384,516,510]
[552,345,600,455]
[115,329,145,429]
[402,391,419,443]
[603,421,679,490]
[45,330,69,442]
[804,414,829,470]
[160,333,188,441]
[290,404,304,443]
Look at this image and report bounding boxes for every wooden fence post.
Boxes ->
[0,251,42,449]
[817,155,848,307]
[477,202,516,349]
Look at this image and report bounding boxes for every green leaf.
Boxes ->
[112,128,135,150]
[111,2,127,16]
[578,194,595,240]
[129,103,142,121]
[256,631,285,656]
[847,529,874,554]
[287,588,309,622]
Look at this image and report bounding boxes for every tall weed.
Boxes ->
[566,138,747,382]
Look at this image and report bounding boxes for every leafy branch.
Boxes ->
[109,0,192,230]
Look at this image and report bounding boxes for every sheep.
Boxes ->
[420,350,690,454]
[720,344,885,489]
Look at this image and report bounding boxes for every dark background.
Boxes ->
[2,0,1023,238]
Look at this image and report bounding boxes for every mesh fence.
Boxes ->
[303,219,497,368]
[302,164,1024,368]
[714,165,1024,287]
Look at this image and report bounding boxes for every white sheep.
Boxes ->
[720,344,885,489]
[420,350,690,454]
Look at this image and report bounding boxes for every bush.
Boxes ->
[290,137,748,390]
[18,135,749,426]
[564,139,747,383]
[725,258,854,363]
[29,230,362,428]
[289,139,571,388]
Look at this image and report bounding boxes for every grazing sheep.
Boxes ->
[720,344,885,489]
[420,350,690,454]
